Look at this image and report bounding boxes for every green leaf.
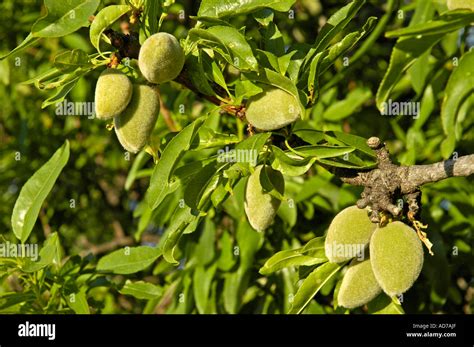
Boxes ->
[0,34,40,61]
[259,247,328,275]
[194,127,239,150]
[289,261,345,314]
[236,218,264,269]
[66,288,90,314]
[189,26,258,71]
[217,230,237,271]
[54,49,91,71]
[90,5,131,53]
[326,131,375,157]
[97,246,162,274]
[375,34,442,111]
[236,132,271,153]
[386,11,474,38]
[195,218,217,266]
[185,50,216,96]
[376,9,474,110]
[32,0,101,38]
[307,51,327,103]
[277,199,297,227]
[21,232,61,273]
[302,0,365,70]
[322,87,372,121]
[146,117,206,210]
[161,207,200,265]
[294,145,355,159]
[260,237,327,275]
[271,145,316,177]
[207,26,258,71]
[367,294,404,314]
[198,0,295,18]
[125,151,149,191]
[441,49,474,158]
[193,264,217,314]
[11,140,70,243]
[319,16,377,73]
[41,79,79,109]
[184,161,221,210]
[293,129,325,145]
[223,266,250,313]
[119,280,163,300]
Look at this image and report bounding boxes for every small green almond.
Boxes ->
[338,258,382,309]
[138,32,185,84]
[114,84,160,153]
[245,86,301,131]
[244,165,285,231]
[95,69,132,120]
[370,221,424,297]
[324,205,376,263]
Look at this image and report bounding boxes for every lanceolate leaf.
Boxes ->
[119,280,163,300]
[189,26,258,71]
[32,0,100,38]
[21,232,61,273]
[53,49,91,71]
[302,0,365,71]
[376,10,474,110]
[66,288,90,314]
[161,206,201,265]
[0,34,40,61]
[260,237,327,275]
[441,49,474,158]
[386,11,474,38]
[97,246,162,274]
[289,261,346,314]
[271,145,317,177]
[376,34,442,111]
[146,117,206,210]
[11,140,70,243]
[198,0,295,18]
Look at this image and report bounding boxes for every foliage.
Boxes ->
[0,0,472,315]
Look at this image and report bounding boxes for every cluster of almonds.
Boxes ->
[324,206,424,308]
[94,32,185,153]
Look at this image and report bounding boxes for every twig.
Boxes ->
[79,221,134,256]
[156,89,178,132]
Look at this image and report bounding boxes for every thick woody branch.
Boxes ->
[338,137,474,222]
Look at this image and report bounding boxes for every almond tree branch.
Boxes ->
[336,137,474,222]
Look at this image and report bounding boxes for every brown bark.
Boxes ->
[338,137,474,222]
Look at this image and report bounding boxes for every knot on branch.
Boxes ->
[351,138,419,223]
[339,137,474,224]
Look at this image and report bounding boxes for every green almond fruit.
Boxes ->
[138,32,185,84]
[324,205,376,263]
[338,258,382,309]
[447,0,474,10]
[245,86,301,131]
[244,165,285,231]
[370,221,424,297]
[94,69,133,120]
[114,84,160,153]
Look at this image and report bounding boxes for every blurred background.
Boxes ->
[0,0,472,314]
